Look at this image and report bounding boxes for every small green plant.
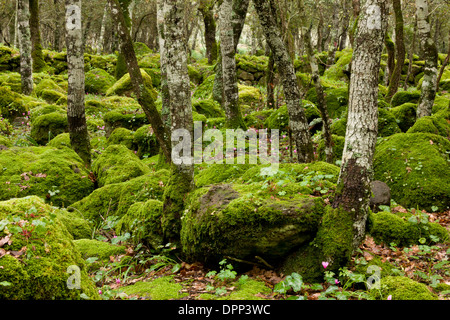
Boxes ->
[205,259,238,296]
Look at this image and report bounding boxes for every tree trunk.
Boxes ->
[14,0,19,48]
[386,0,406,101]
[212,0,250,105]
[161,0,195,244]
[326,2,340,68]
[436,34,450,92]
[332,0,388,254]
[219,0,246,130]
[29,0,45,72]
[53,0,62,52]
[65,0,91,166]
[17,0,33,96]
[415,0,438,119]
[97,2,109,55]
[107,0,171,162]
[253,0,314,163]
[404,17,417,90]
[349,0,361,48]
[198,0,218,64]
[384,33,395,86]
[305,25,333,164]
[266,49,275,109]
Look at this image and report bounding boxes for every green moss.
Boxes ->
[106,69,157,98]
[378,109,402,137]
[391,90,421,108]
[193,74,215,100]
[69,169,170,223]
[133,125,159,158]
[56,209,92,240]
[323,48,353,82]
[0,134,12,147]
[195,163,253,187]
[222,279,271,300]
[307,87,349,119]
[39,89,67,105]
[0,196,99,300]
[238,85,263,108]
[30,104,65,121]
[192,99,225,118]
[116,199,164,249]
[103,110,149,136]
[390,103,417,132]
[119,276,187,300]
[407,115,449,138]
[180,181,327,265]
[107,127,135,150]
[264,105,289,130]
[367,211,448,247]
[92,144,151,187]
[372,276,437,300]
[73,239,126,261]
[373,133,450,211]
[236,54,268,74]
[188,64,203,85]
[0,86,29,121]
[85,68,116,95]
[0,146,94,207]
[31,112,68,145]
[0,117,12,135]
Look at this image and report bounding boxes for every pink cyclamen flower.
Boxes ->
[116,279,121,284]
[322,261,329,269]
[99,290,102,295]
[335,279,340,285]
[387,295,392,300]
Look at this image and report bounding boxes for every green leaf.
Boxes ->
[431,206,439,212]
[80,293,91,300]
[86,257,99,264]
[0,281,12,286]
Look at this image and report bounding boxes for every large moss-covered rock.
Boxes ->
[85,68,116,95]
[69,169,170,223]
[193,74,215,100]
[306,87,349,119]
[133,125,159,158]
[406,114,450,138]
[181,183,326,265]
[0,196,99,300]
[0,146,94,207]
[373,133,450,211]
[73,239,126,261]
[390,103,417,132]
[0,45,20,71]
[92,144,151,187]
[116,199,164,249]
[367,211,449,247]
[192,99,225,118]
[0,87,29,121]
[107,127,135,150]
[323,48,353,82]
[106,69,156,97]
[30,112,68,145]
[391,90,421,108]
[103,110,149,137]
[317,135,345,164]
[372,276,438,300]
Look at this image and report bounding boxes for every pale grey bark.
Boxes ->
[253,0,314,163]
[333,0,388,249]
[156,0,170,128]
[14,0,19,48]
[219,0,246,129]
[415,0,438,119]
[17,0,33,95]
[96,2,109,55]
[65,0,91,165]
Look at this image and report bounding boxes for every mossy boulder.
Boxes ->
[116,199,164,249]
[0,117,12,135]
[31,112,68,145]
[317,135,345,164]
[56,209,93,240]
[73,239,126,261]
[193,74,215,100]
[407,115,449,138]
[92,144,151,187]
[0,86,29,121]
[0,146,94,207]
[188,65,203,85]
[323,48,353,82]
[391,90,421,108]
[306,87,349,119]
[133,125,159,158]
[0,196,99,300]
[373,133,450,211]
[103,110,149,137]
[0,135,12,148]
[0,72,23,93]
[107,127,136,150]
[238,85,263,108]
[372,276,438,300]
[106,69,157,98]
[181,183,326,266]
[192,99,225,118]
[390,103,417,132]
[367,211,449,247]
[119,276,187,300]
[85,68,116,95]
[69,169,169,223]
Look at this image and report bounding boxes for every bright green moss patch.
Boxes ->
[56,208,92,239]
[193,74,215,100]
[73,239,126,261]
[0,86,29,121]
[107,127,135,150]
[106,69,157,98]
[133,125,159,158]
[119,276,187,300]
[0,196,99,300]
[92,144,151,187]
[317,134,345,163]
[0,146,94,207]
[390,103,417,132]
[31,111,68,145]
[85,68,116,95]
[391,90,421,108]
[407,114,449,138]
[192,99,225,118]
[373,133,450,211]
[371,276,438,300]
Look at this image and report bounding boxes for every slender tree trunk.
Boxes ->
[29,0,46,72]
[415,0,438,119]
[107,0,171,161]
[212,0,250,105]
[317,10,324,52]
[53,0,62,51]
[326,2,340,68]
[198,0,218,64]
[253,0,314,163]
[162,0,195,244]
[386,0,406,101]
[14,0,19,48]
[332,0,388,253]
[436,33,450,92]
[17,0,33,95]
[305,24,333,164]
[404,17,417,90]
[219,0,246,129]
[65,0,91,166]
[97,2,108,55]
[266,49,275,109]
[349,0,361,48]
